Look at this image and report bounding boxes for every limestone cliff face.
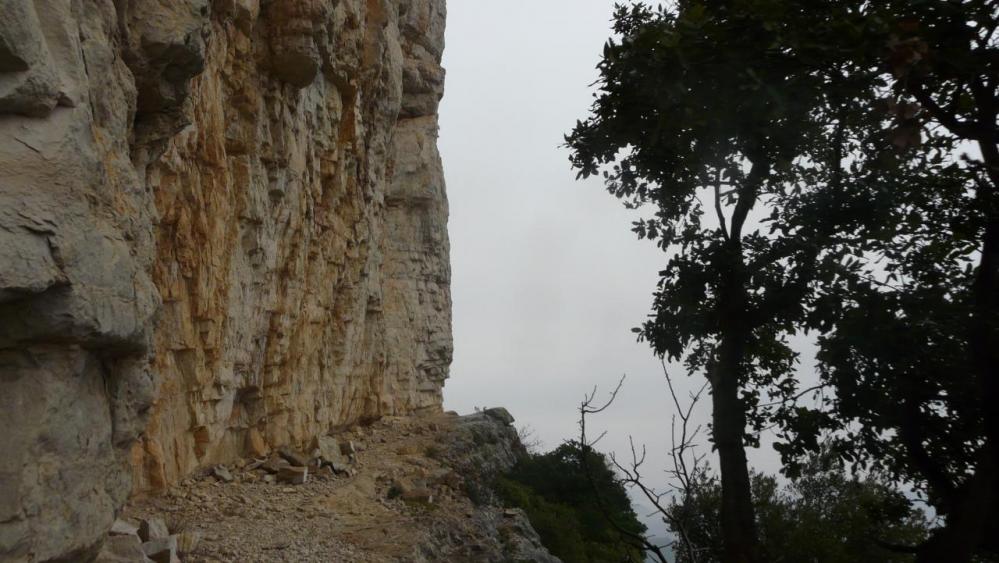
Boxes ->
[0,0,450,560]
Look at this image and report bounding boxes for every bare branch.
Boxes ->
[757,384,829,409]
[582,376,626,415]
[578,366,710,563]
[578,376,673,563]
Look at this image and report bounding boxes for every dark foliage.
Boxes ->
[495,442,647,563]
[756,2,999,560]
[669,452,931,563]
[565,2,886,560]
[568,0,999,561]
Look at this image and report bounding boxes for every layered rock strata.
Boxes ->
[0,0,451,560]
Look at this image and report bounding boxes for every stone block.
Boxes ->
[277,465,308,485]
[138,517,169,542]
[94,534,146,562]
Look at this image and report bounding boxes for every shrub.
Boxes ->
[496,441,646,563]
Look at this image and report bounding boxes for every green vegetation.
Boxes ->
[567,1,999,560]
[670,453,931,563]
[495,442,647,563]
[566,3,878,559]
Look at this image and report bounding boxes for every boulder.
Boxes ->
[94,534,148,563]
[212,465,233,483]
[269,36,319,88]
[245,458,266,471]
[311,435,346,465]
[483,407,515,426]
[142,535,179,563]
[138,517,169,542]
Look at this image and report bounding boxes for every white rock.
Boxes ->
[138,517,169,542]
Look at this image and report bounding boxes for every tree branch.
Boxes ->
[907,82,986,141]
[730,159,769,241]
[579,368,710,563]
[578,377,674,563]
[715,171,731,241]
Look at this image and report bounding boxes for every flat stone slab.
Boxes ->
[278,465,308,485]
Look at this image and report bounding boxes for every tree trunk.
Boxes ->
[915,140,999,562]
[972,144,999,457]
[711,241,758,563]
[915,452,996,563]
[711,355,758,563]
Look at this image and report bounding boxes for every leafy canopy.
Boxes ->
[566,0,886,440]
[766,0,998,508]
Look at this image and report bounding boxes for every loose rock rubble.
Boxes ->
[108,413,559,562]
[94,515,185,563]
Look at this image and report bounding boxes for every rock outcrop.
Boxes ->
[0,0,450,560]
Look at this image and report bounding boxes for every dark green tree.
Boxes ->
[767,2,999,561]
[669,452,931,563]
[566,3,878,561]
[569,1,998,561]
[495,441,648,563]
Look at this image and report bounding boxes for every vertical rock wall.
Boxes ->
[0,0,450,560]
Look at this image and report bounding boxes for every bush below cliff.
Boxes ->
[496,442,647,563]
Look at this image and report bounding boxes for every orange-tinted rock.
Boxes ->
[0,0,450,560]
[246,428,268,458]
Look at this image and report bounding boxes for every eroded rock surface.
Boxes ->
[0,0,451,560]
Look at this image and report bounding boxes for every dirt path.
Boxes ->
[120,412,556,562]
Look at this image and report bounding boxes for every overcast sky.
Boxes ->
[437,0,816,504]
